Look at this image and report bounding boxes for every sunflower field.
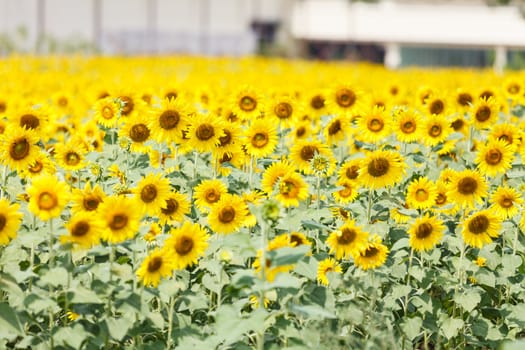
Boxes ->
[1,56,525,349]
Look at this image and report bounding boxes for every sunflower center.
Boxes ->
[130,124,150,142]
[468,215,489,234]
[500,197,513,208]
[367,118,384,132]
[279,180,298,197]
[311,95,325,109]
[435,193,447,205]
[498,134,511,144]
[218,206,236,223]
[451,119,464,131]
[147,256,163,272]
[485,149,502,165]
[159,110,180,130]
[102,106,114,119]
[457,93,472,106]
[338,228,356,245]
[66,152,81,166]
[475,106,491,122]
[219,130,232,146]
[296,126,306,138]
[507,84,520,94]
[362,246,379,258]
[429,100,444,115]
[0,214,6,231]
[338,185,353,198]
[142,94,152,104]
[328,119,342,135]
[20,114,40,130]
[346,165,359,180]
[390,86,399,95]
[28,160,43,174]
[429,124,442,137]
[480,91,493,100]
[401,120,416,133]
[220,153,233,163]
[205,189,220,204]
[109,214,128,230]
[240,96,257,112]
[336,88,356,108]
[290,234,304,246]
[72,221,90,237]
[120,96,134,116]
[165,91,178,100]
[83,196,101,211]
[274,102,293,119]
[175,236,194,256]
[367,157,390,177]
[10,138,30,160]
[195,124,215,141]
[415,222,433,239]
[161,198,179,215]
[251,132,269,148]
[457,177,478,195]
[38,192,58,210]
[0,102,6,113]
[300,145,317,162]
[415,189,429,202]
[140,184,158,203]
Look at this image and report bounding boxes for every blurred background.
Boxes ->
[1,0,525,69]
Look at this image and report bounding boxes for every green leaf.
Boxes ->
[54,324,91,348]
[501,340,525,350]
[501,255,522,276]
[0,302,23,339]
[288,303,336,319]
[214,305,266,346]
[294,256,318,280]
[454,290,481,312]
[300,220,331,231]
[39,266,69,287]
[402,316,422,341]
[408,265,425,282]
[105,317,132,341]
[267,245,310,267]
[202,273,221,294]
[441,317,464,339]
[71,286,103,304]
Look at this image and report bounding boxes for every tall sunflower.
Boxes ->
[475,139,514,177]
[422,114,452,147]
[230,85,265,121]
[266,94,301,129]
[70,182,107,214]
[208,194,249,234]
[275,172,309,208]
[317,258,342,286]
[60,211,103,249]
[148,97,190,144]
[119,115,153,154]
[158,191,191,225]
[326,83,363,116]
[353,235,389,270]
[27,174,70,221]
[93,97,121,128]
[406,177,438,210]
[136,248,176,288]
[461,210,501,248]
[186,112,225,153]
[447,169,487,208]
[0,199,23,245]
[358,149,406,189]
[193,179,228,212]
[98,195,142,244]
[134,173,171,216]
[0,126,41,173]
[163,221,209,270]
[408,214,445,252]
[355,106,392,144]
[54,139,89,171]
[489,186,523,220]
[326,220,369,260]
[393,108,423,143]
[470,97,500,130]
[243,118,278,158]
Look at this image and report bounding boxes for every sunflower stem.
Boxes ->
[0,165,7,199]
[404,248,414,316]
[505,228,520,303]
[257,220,268,350]
[316,175,321,210]
[367,189,373,224]
[107,245,115,317]
[166,296,175,349]
[249,156,254,188]
[193,151,198,181]
[48,219,55,268]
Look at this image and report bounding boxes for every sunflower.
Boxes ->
[338,158,362,183]
[461,210,502,248]
[422,114,452,147]
[406,177,438,210]
[0,199,23,245]
[408,214,445,252]
[60,211,103,249]
[0,126,41,173]
[8,105,50,136]
[488,123,522,151]
[134,173,171,216]
[261,160,296,195]
[158,191,191,225]
[470,97,500,130]
[93,97,121,128]
[186,112,225,153]
[358,149,406,189]
[148,97,190,144]
[353,235,389,271]
[70,182,107,214]
[326,220,369,260]
[163,221,209,270]
[324,115,349,145]
[112,89,145,118]
[215,147,246,176]
[355,106,392,144]
[326,83,363,116]
[317,258,342,286]
[19,151,56,179]
[446,169,488,208]
[267,94,301,129]
[475,139,514,177]
[305,91,327,118]
[332,180,359,204]
[289,231,311,248]
[422,93,450,117]
[242,190,264,227]
[454,87,474,111]
[208,194,248,234]
[289,139,333,175]
[119,115,153,153]
[212,121,242,157]
[27,174,70,221]
[230,85,265,121]
[243,118,278,158]
[393,108,423,143]
[291,120,313,142]
[136,248,176,288]
[390,207,411,224]
[489,186,523,220]
[275,172,309,208]
[503,76,522,102]
[98,195,142,244]
[253,234,295,282]
[193,179,228,212]
[53,139,89,171]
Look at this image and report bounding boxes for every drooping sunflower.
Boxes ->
[186,112,225,153]
[332,180,359,204]
[243,118,278,158]
[470,97,500,130]
[148,97,190,144]
[136,248,176,288]
[408,214,445,252]
[208,194,249,234]
[0,199,23,245]
[317,258,342,286]
[70,182,107,214]
[406,177,438,210]
[275,172,309,208]
[489,186,523,220]
[352,235,389,271]
[158,191,191,225]
[119,114,153,153]
[358,149,406,189]
[393,108,423,143]
[0,126,41,173]
[475,139,514,177]
[289,139,333,175]
[193,179,228,212]
[422,114,452,147]
[326,220,369,260]
[27,174,70,221]
[163,221,209,270]
[60,211,103,249]
[261,160,296,195]
[53,139,89,171]
[461,210,502,248]
[230,85,265,121]
[446,169,488,208]
[355,106,392,144]
[93,97,121,128]
[134,173,171,216]
[98,195,142,244]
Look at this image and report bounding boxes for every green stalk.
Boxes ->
[166,296,175,349]
[404,248,414,316]
[367,189,373,224]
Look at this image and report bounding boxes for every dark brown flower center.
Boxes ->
[147,256,163,272]
[218,206,236,223]
[336,88,356,108]
[161,198,179,215]
[109,214,128,230]
[251,132,269,148]
[429,124,442,137]
[337,227,356,245]
[20,114,40,130]
[415,222,433,239]
[362,246,379,258]
[83,196,101,211]
[130,124,150,142]
[120,96,134,116]
[435,193,447,205]
[300,145,317,162]
[429,100,444,115]
[451,119,464,131]
[205,189,220,204]
[29,161,43,174]
[159,110,180,130]
[65,152,81,166]
[175,236,194,255]
[499,197,513,208]
[367,118,384,132]
[485,149,502,165]
[507,84,520,95]
[475,106,491,122]
[290,234,305,246]
[219,130,232,147]
[274,102,293,119]
[140,184,157,203]
[72,221,90,237]
[346,165,359,180]
[468,215,489,234]
[311,95,325,109]
[0,101,6,113]
[328,119,342,135]
[457,177,477,195]
[367,158,390,177]
[401,120,416,133]
[165,91,178,100]
[195,124,215,141]
[296,126,306,138]
[10,138,30,160]
[0,214,6,231]
[457,93,472,106]
[240,96,257,112]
